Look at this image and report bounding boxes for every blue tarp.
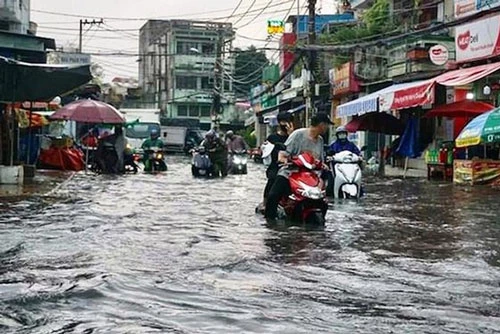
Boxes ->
[396,116,422,158]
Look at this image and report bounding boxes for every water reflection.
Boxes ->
[0,161,499,333]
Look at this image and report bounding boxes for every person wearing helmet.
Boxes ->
[202,129,228,177]
[141,129,164,151]
[225,130,248,154]
[329,126,360,156]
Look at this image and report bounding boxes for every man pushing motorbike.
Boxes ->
[264,112,333,220]
[202,130,228,177]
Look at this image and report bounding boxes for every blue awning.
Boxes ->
[337,93,378,117]
[287,104,306,114]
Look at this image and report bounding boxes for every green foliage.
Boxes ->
[320,0,396,68]
[237,127,257,148]
[234,46,269,98]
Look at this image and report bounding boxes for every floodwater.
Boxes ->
[1,157,500,333]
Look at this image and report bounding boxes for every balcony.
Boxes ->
[386,36,455,80]
[0,0,24,23]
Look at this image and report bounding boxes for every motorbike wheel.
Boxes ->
[305,212,325,225]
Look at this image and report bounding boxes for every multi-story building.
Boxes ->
[0,0,55,63]
[139,20,236,130]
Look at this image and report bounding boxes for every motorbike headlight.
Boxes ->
[240,157,248,164]
[233,157,242,164]
[156,153,163,160]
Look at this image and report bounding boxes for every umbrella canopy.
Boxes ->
[344,112,405,135]
[50,99,125,124]
[456,108,500,147]
[0,56,92,102]
[424,100,494,118]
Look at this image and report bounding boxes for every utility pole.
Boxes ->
[79,19,104,53]
[212,24,224,130]
[305,0,317,126]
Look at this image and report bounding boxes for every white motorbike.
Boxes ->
[329,150,363,199]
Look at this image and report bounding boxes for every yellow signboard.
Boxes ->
[267,20,285,35]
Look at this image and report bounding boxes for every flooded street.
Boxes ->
[1,157,500,333]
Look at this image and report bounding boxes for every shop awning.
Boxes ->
[435,62,500,86]
[424,100,494,118]
[378,79,434,112]
[337,91,378,117]
[0,56,92,102]
[336,80,435,117]
[287,104,305,114]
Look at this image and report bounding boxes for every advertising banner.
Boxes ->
[454,0,500,18]
[455,14,500,63]
[453,159,500,185]
[331,62,359,96]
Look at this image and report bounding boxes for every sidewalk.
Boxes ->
[0,170,75,198]
[384,166,427,178]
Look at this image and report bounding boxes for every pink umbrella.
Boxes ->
[50,99,125,124]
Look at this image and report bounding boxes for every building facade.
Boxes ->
[139,20,236,129]
[0,0,55,63]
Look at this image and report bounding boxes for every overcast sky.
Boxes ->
[31,1,336,81]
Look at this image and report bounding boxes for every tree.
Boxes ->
[233,46,269,98]
[319,0,396,67]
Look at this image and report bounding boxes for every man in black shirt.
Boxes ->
[262,113,294,206]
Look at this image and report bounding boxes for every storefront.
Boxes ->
[330,62,360,145]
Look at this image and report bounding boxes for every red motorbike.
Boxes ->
[279,152,328,224]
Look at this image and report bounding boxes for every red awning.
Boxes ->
[378,79,435,112]
[424,100,494,118]
[435,62,500,86]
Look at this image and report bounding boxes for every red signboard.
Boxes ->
[332,62,359,96]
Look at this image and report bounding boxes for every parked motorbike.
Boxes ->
[328,150,363,199]
[191,146,213,177]
[143,147,167,172]
[278,152,328,224]
[229,149,248,174]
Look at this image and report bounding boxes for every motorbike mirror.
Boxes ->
[163,132,168,138]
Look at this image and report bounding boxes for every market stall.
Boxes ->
[453,108,500,185]
[423,100,495,181]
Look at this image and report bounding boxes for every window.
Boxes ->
[188,106,200,117]
[201,43,215,55]
[201,77,212,89]
[223,80,231,92]
[178,105,188,116]
[176,76,197,90]
[200,105,211,118]
[125,123,161,139]
[177,41,198,55]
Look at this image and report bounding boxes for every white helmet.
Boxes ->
[335,126,348,135]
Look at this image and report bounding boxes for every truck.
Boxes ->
[160,118,205,154]
[120,108,161,152]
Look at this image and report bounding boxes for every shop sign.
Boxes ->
[454,0,500,18]
[455,14,500,63]
[267,20,285,35]
[429,45,449,65]
[47,52,91,65]
[331,62,359,96]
